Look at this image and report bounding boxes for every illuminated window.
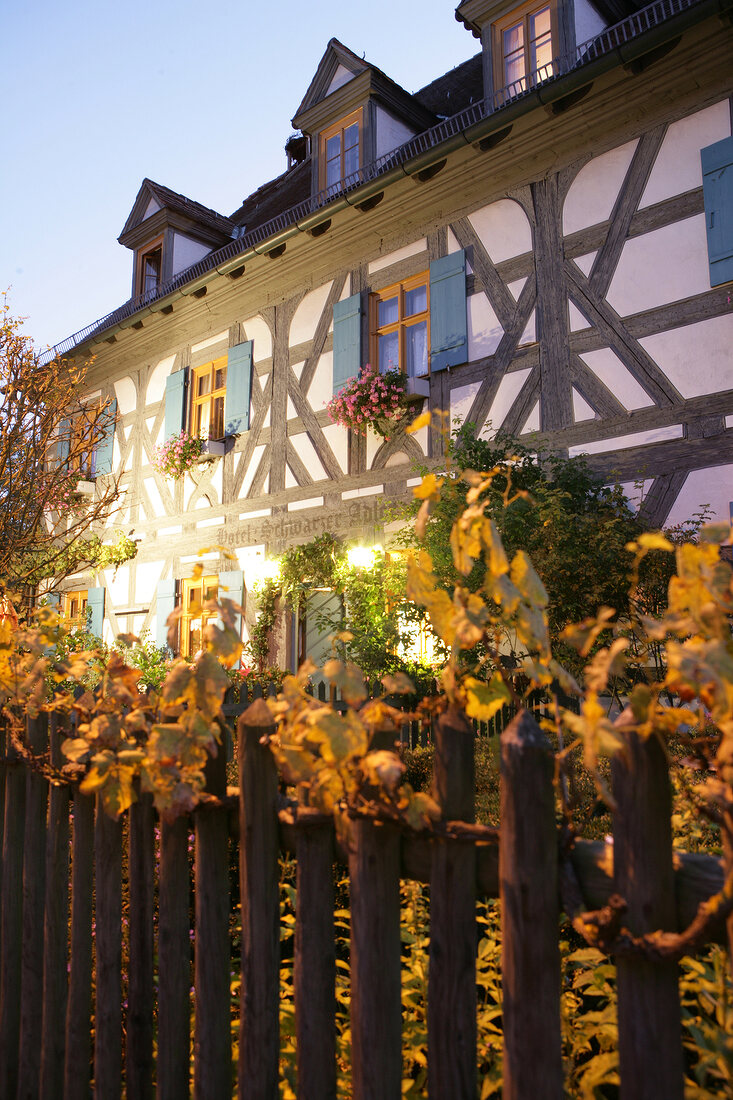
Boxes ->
[63,590,88,626]
[191,358,227,441]
[320,109,362,191]
[136,238,164,297]
[180,575,218,658]
[370,273,429,377]
[494,2,555,95]
[386,551,438,665]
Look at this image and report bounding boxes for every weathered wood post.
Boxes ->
[18,713,49,1100]
[612,710,684,1099]
[157,814,192,1100]
[0,723,26,1098]
[64,789,95,1100]
[500,708,563,1100]
[94,794,123,1100]
[349,815,402,1100]
[428,704,477,1099]
[127,789,155,1100]
[294,812,337,1100]
[194,731,231,1099]
[238,697,280,1099]
[40,712,70,1100]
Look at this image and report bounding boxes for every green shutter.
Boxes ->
[702,136,733,288]
[164,369,188,441]
[87,587,105,639]
[156,578,177,651]
[224,341,253,435]
[430,250,468,372]
[93,397,117,477]
[332,293,362,394]
[218,569,244,669]
[57,418,71,464]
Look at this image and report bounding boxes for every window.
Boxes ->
[136,237,164,298]
[63,590,88,626]
[320,109,362,191]
[191,358,227,440]
[180,575,218,658]
[494,2,556,95]
[370,273,429,377]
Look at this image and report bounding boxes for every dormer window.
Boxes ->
[494,1,555,95]
[136,236,164,298]
[320,109,362,191]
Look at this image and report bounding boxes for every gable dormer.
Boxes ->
[118,179,235,301]
[292,39,437,198]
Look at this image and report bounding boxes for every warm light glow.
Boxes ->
[347,544,382,570]
[250,556,281,588]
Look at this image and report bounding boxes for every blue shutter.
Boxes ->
[701,136,733,288]
[218,569,244,668]
[164,369,188,441]
[224,341,253,436]
[430,250,468,372]
[332,293,362,394]
[156,579,177,651]
[93,397,117,477]
[87,587,105,639]
[58,418,71,465]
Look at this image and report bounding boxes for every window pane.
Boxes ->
[378,331,400,373]
[197,373,211,397]
[327,159,341,188]
[344,123,359,151]
[404,320,428,377]
[505,53,526,87]
[326,134,341,160]
[344,143,359,177]
[198,402,210,437]
[530,7,551,37]
[378,295,399,327]
[532,33,554,74]
[404,285,427,317]
[503,22,523,55]
[211,396,225,440]
[204,582,218,602]
[214,366,226,390]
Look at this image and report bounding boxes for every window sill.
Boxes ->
[198,439,226,460]
[405,376,430,401]
[75,480,96,495]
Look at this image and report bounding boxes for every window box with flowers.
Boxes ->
[327,364,426,440]
[152,431,208,480]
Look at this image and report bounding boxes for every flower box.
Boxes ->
[199,439,226,459]
[404,376,430,402]
[75,480,96,495]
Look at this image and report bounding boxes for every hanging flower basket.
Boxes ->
[152,431,206,479]
[328,364,422,439]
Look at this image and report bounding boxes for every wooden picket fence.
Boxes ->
[0,700,727,1099]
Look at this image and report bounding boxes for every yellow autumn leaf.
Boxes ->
[406,410,431,434]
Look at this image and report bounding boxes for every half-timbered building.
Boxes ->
[46,0,733,664]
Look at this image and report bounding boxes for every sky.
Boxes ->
[1,0,476,353]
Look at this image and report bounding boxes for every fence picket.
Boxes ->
[94,798,123,1100]
[500,709,563,1099]
[18,714,48,1100]
[64,791,95,1100]
[0,732,26,1098]
[428,705,477,1099]
[612,712,684,1099]
[157,816,192,1100]
[40,713,70,1100]
[128,791,155,1100]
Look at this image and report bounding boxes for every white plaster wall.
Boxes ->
[665,465,733,527]
[485,369,532,435]
[142,197,160,220]
[573,252,596,277]
[143,478,165,520]
[573,389,596,422]
[369,239,427,274]
[242,315,273,361]
[575,0,606,44]
[327,64,354,95]
[568,300,590,332]
[172,234,211,276]
[292,432,327,480]
[468,199,532,263]
[285,464,298,489]
[639,101,731,209]
[522,401,540,434]
[113,436,123,472]
[310,350,334,412]
[451,381,481,425]
[104,566,130,608]
[519,309,535,345]
[578,348,653,410]
[135,560,165,605]
[146,355,176,406]
[240,445,266,498]
[563,140,638,235]
[210,463,223,499]
[290,281,333,346]
[114,376,137,416]
[507,277,527,301]
[468,295,503,360]
[192,330,228,354]
[375,106,415,157]
[606,215,710,316]
[322,423,348,472]
[618,479,655,513]
[568,424,683,457]
[638,315,733,397]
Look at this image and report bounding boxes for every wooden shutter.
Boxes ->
[218,569,244,669]
[164,369,188,441]
[93,397,117,476]
[224,341,253,436]
[332,293,362,394]
[701,136,733,288]
[87,587,105,639]
[156,578,177,651]
[430,250,468,372]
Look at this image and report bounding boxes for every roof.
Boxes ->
[414,53,484,117]
[118,178,235,244]
[229,160,312,232]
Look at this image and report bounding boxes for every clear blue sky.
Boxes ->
[1,0,475,351]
